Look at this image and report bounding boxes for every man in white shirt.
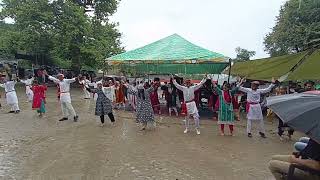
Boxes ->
[172,75,207,135]
[238,78,276,138]
[0,77,20,113]
[20,76,34,102]
[45,71,79,122]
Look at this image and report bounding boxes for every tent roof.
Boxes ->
[126,63,228,75]
[226,51,309,81]
[287,49,320,81]
[107,34,227,63]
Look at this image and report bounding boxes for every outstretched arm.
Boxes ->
[172,79,185,91]
[236,77,250,93]
[237,86,251,93]
[193,78,206,91]
[258,77,276,94]
[48,76,60,84]
[65,78,76,84]
[258,83,275,94]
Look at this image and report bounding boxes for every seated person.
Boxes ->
[294,137,310,152]
[268,138,320,180]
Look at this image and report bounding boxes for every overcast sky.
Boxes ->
[110,0,288,59]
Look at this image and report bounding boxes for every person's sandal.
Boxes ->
[259,132,266,138]
[59,117,68,121]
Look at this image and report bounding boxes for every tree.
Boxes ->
[0,0,55,64]
[234,47,256,61]
[0,21,17,59]
[0,0,123,72]
[264,0,320,57]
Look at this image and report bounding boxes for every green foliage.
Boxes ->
[234,47,256,61]
[0,0,123,72]
[17,59,32,69]
[0,21,17,59]
[264,0,320,56]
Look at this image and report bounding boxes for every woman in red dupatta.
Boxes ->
[31,80,47,117]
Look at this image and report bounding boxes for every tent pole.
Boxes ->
[227,58,232,83]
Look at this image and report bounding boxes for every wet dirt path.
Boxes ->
[0,87,296,180]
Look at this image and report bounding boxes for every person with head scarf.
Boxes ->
[20,75,34,102]
[238,78,276,138]
[86,80,115,127]
[172,74,208,135]
[115,81,126,109]
[211,76,238,136]
[45,71,79,122]
[127,81,160,131]
[0,75,20,113]
[79,75,91,99]
[150,78,161,115]
[31,79,47,117]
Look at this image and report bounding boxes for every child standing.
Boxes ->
[31,80,47,117]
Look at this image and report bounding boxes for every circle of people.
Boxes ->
[1,72,320,180]
[1,72,280,137]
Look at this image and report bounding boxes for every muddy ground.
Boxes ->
[0,86,299,180]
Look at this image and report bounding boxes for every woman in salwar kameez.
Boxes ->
[127,82,159,130]
[31,80,47,117]
[86,82,115,127]
[212,79,237,136]
[115,81,126,109]
[150,87,161,115]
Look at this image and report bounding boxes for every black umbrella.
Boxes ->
[267,91,320,142]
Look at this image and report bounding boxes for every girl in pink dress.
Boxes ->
[31,80,47,117]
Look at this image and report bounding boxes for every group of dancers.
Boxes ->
[1,72,278,138]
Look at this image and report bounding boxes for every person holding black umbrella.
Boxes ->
[269,137,320,180]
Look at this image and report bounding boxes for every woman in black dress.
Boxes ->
[127,82,159,130]
[86,82,115,127]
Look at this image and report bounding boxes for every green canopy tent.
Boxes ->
[226,49,320,81]
[107,34,229,74]
[287,49,320,81]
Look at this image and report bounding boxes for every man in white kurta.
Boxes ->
[79,76,91,99]
[0,80,20,113]
[172,76,207,135]
[20,76,34,102]
[238,80,275,138]
[47,73,79,122]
